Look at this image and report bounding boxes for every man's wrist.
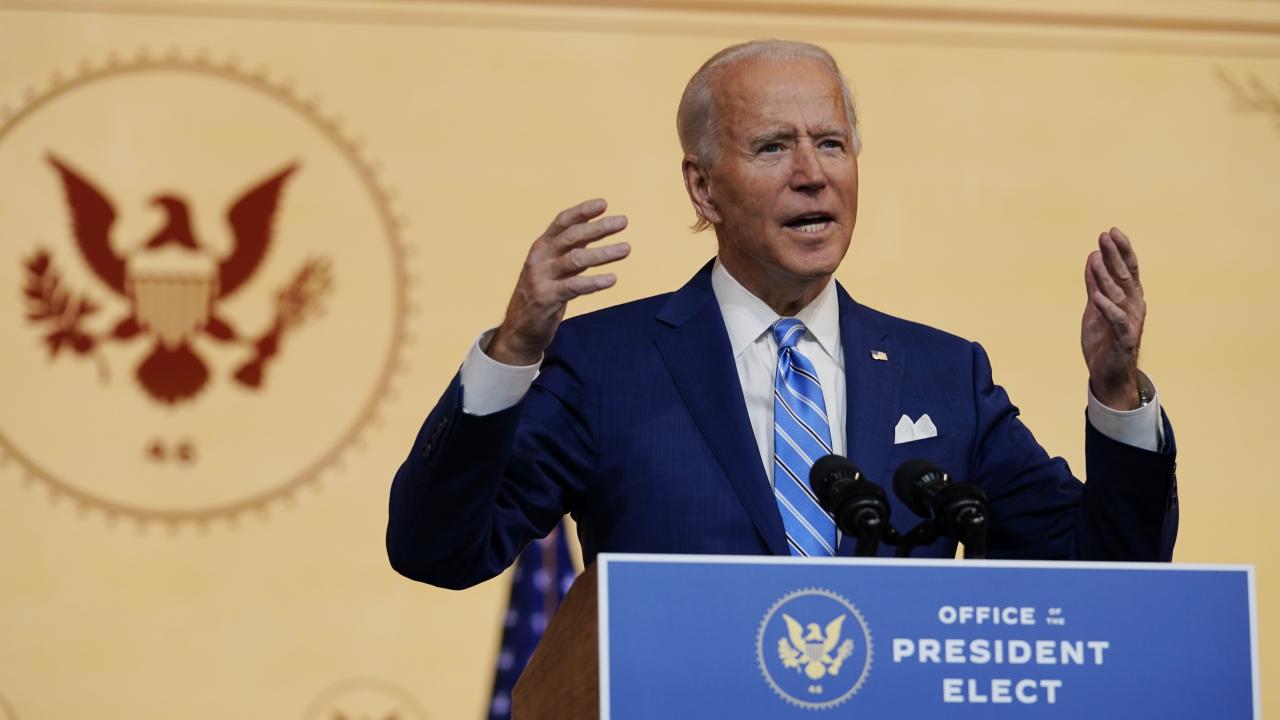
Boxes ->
[461,330,541,416]
[1086,371,1163,452]
[486,327,542,367]
[1090,376,1141,411]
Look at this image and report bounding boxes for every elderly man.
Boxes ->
[387,40,1176,589]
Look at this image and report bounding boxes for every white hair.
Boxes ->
[676,40,861,231]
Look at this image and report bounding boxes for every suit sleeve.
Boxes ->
[967,342,1178,561]
[386,325,595,589]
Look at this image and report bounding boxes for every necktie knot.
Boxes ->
[773,318,807,352]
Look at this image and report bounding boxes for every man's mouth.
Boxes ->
[782,213,835,234]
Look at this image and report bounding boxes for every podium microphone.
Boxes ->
[892,459,990,559]
[809,455,893,557]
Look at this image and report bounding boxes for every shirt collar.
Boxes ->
[710,258,840,361]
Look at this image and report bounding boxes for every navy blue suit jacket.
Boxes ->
[388,263,1178,589]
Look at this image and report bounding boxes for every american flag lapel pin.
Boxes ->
[870,350,889,362]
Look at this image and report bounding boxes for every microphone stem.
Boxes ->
[958,508,988,560]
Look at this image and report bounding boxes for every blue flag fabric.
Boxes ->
[486,523,577,719]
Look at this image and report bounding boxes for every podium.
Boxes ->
[512,562,601,719]
[513,554,1257,719]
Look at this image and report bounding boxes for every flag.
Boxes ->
[486,522,577,719]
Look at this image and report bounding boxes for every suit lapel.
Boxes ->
[836,285,902,556]
[654,264,789,556]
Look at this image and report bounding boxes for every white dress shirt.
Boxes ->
[710,260,846,481]
[459,259,1164,475]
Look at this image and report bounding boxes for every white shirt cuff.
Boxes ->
[1086,371,1164,452]
[459,329,541,416]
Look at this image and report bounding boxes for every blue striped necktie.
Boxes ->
[771,317,837,557]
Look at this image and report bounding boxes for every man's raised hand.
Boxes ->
[1081,227,1146,410]
[487,199,630,366]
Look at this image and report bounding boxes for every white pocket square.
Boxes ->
[894,413,938,444]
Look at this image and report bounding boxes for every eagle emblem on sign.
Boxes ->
[777,612,856,681]
[22,153,332,404]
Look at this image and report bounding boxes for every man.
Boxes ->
[387,40,1176,590]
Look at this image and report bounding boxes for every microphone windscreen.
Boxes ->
[893,458,946,517]
[809,454,859,505]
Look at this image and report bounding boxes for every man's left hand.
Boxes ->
[1081,227,1146,410]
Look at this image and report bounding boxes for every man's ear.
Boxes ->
[682,157,721,227]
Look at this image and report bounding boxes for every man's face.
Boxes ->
[700,58,858,299]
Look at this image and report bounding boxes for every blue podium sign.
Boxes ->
[597,555,1257,719]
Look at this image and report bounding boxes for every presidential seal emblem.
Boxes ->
[756,588,873,709]
[0,50,410,526]
[303,677,429,720]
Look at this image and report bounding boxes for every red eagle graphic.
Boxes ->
[35,153,325,404]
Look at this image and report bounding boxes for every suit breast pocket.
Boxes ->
[888,433,956,473]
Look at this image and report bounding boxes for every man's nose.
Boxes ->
[789,142,827,193]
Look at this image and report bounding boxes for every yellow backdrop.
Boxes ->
[1,0,1277,717]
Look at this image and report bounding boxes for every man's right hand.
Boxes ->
[487,198,631,366]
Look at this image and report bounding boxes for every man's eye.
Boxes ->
[820,139,844,150]
[759,143,783,153]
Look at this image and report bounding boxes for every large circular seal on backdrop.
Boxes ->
[0,50,412,526]
[303,677,430,720]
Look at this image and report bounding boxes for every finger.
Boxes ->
[544,198,608,237]
[1098,232,1135,288]
[555,214,628,249]
[1090,289,1134,342]
[1083,252,1103,318]
[1090,251,1127,304]
[1108,227,1141,285]
[1084,251,1100,298]
[557,241,631,277]
[557,272,617,301]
